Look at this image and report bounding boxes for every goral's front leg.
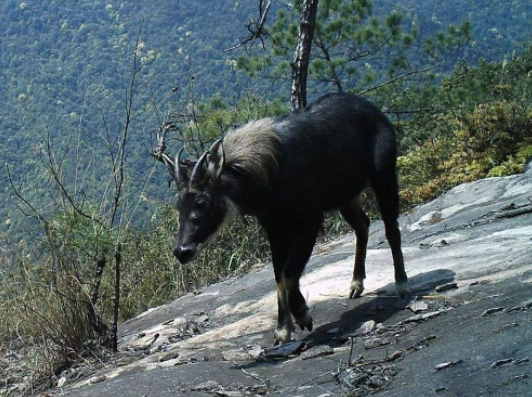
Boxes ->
[349,277,364,299]
[274,317,295,346]
[284,276,313,331]
[274,282,295,345]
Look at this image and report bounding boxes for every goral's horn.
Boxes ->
[190,150,209,187]
[174,146,185,183]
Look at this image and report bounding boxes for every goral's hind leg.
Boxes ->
[372,169,410,299]
[340,197,370,299]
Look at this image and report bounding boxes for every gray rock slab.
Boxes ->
[60,164,532,396]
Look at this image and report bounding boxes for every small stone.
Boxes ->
[89,375,106,384]
[247,346,263,360]
[355,320,377,336]
[435,282,458,292]
[300,345,334,360]
[389,350,406,361]
[57,377,67,388]
[327,326,340,334]
[407,300,429,313]
[159,351,180,362]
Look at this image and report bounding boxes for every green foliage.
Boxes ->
[398,48,532,206]
[237,0,471,100]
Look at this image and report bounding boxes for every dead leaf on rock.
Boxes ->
[260,341,305,360]
[435,360,463,371]
[481,307,505,317]
[399,309,447,325]
[300,345,334,360]
[490,358,513,368]
[215,390,245,397]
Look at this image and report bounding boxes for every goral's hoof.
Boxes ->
[396,280,411,300]
[295,309,313,332]
[349,279,364,299]
[273,324,294,346]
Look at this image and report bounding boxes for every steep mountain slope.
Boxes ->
[16,162,531,397]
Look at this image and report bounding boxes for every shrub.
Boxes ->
[398,101,532,206]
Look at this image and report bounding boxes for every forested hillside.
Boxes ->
[0,0,531,241]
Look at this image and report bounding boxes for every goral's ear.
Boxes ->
[207,139,224,180]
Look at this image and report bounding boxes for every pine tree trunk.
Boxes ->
[290,0,319,110]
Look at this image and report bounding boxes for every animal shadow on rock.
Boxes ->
[233,269,455,373]
[302,269,456,348]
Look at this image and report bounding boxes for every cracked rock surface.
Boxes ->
[53,164,532,396]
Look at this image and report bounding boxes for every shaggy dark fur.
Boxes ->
[172,93,409,345]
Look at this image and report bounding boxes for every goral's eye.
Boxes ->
[190,212,200,225]
[194,200,208,211]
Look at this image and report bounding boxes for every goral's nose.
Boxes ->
[172,245,196,264]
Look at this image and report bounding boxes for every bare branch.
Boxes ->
[152,121,179,185]
[110,19,144,227]
[111,243,121,352]
[226,0,272,52]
